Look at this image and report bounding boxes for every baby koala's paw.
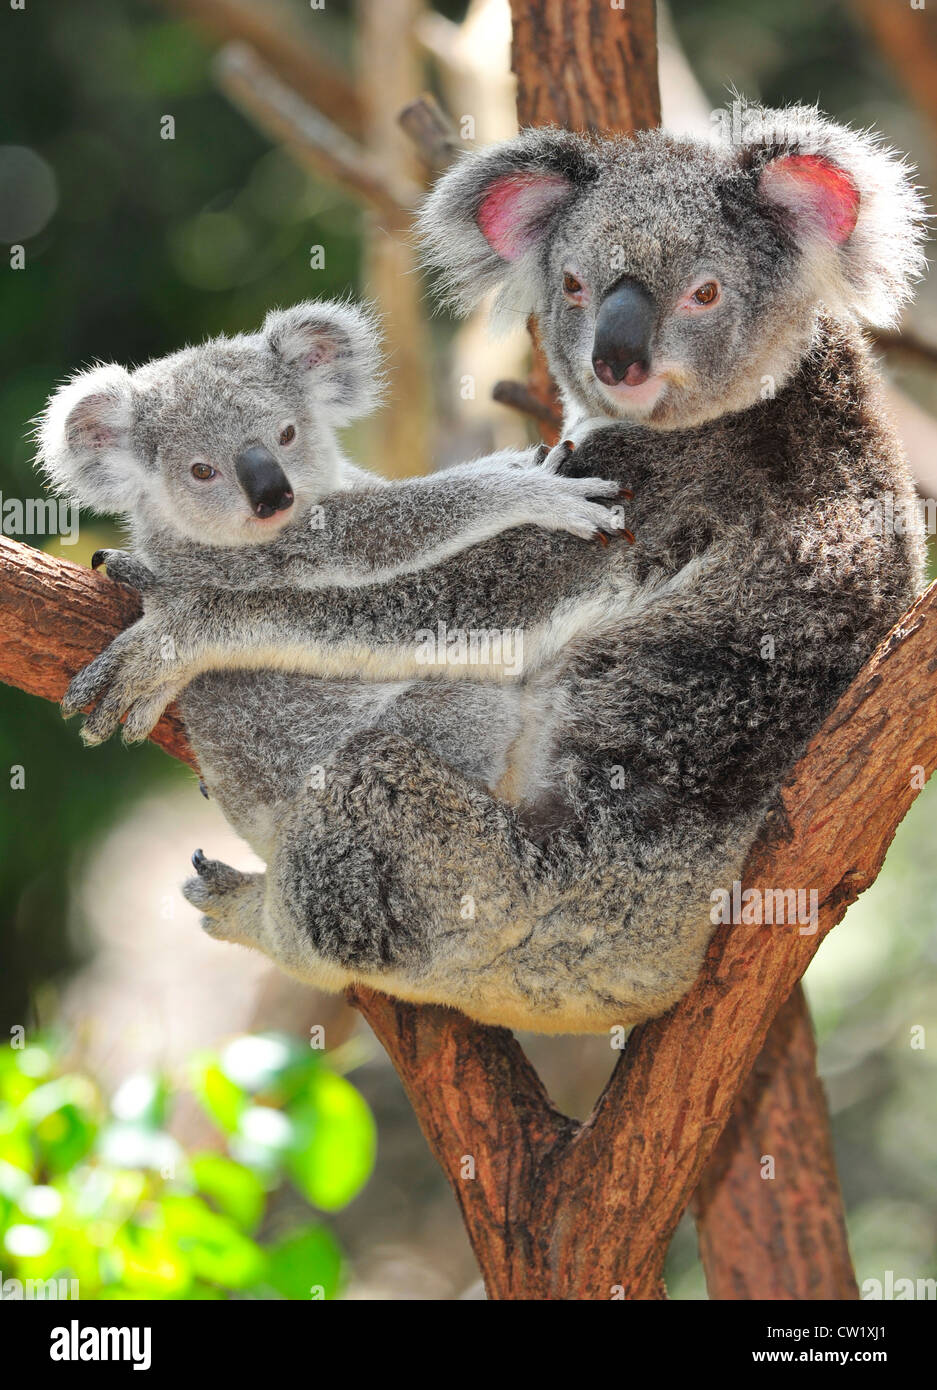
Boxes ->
[535,459,635,544]
[91,549,157,592]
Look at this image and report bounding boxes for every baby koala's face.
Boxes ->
[133,340,339,547]
[37,299,382,549]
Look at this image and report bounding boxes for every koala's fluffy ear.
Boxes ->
[416,128,597,322]
[36,363,142,514]
[263,300,383,426]
[737,104,928,327]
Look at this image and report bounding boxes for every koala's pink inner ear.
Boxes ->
[477,172,572,261]
[299,336,339,371]
[760,154,860,245]
[64,394,125,451]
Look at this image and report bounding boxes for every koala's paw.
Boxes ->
[63,616,188,746]
[91,549,157,592]
[535,462,635,543]
[184,851,263,945]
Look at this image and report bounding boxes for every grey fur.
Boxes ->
[45,106,927,1033]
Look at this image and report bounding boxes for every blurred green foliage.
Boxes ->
[0,1031,375,1299]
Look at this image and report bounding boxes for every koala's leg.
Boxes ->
[183,850,353,993]
[251,728,742,1032]
[251,730,615,1031]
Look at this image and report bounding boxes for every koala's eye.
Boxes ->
[279,424,296,446]
[563,271,584,298]
[691,281,720,306]
[191,462,216,481]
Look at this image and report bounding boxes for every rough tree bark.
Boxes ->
[692,986,858,1300]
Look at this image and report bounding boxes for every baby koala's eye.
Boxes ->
[563,271,584,298]
[191,462,216,481]
[279,424,296,446]
[691,281,720,306]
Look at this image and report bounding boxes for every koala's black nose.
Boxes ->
[235,445,294,518]
[592,276,657,387]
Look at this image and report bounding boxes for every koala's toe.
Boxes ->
[188,852,248,895]
[122,688,174,743]
[96,551,156,591]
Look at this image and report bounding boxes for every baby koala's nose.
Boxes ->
[235,444,294,518]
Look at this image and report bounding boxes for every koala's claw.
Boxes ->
[91,549,157,591]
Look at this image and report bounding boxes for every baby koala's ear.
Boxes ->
[263,300,384,426]
[738,103,928,327]
[35,363,143,514]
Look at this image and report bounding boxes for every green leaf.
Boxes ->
[110,1071,169,1128]
[264,1225,342,1301]
[23,1080,98,1175]
[220,1033,316,1102]
[286,1070,375,1212]
[159,1194,265,1290]
[191,1153,264,1232]
[190,1058,246,1134]
[115,1220,192,1296]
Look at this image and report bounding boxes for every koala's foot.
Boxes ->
[183,850,266,947]
[92,549,157,591]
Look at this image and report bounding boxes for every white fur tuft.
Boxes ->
[34,362,142,513]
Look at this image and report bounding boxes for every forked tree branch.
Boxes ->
[0,533,929,1295]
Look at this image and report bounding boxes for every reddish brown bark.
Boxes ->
[692,983,858,1300]
[0,537,192,768]
[510,0,661,134]
[2,534,927,1297]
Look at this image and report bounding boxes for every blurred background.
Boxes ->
[0,0,935,1300]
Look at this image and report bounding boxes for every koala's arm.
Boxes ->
[143,446,627,594]
[64,510,620,745]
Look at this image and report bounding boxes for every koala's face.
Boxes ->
[132,343,324,545]
[420,107,925,431]
[37,301,382,546]
[535,141,815,428]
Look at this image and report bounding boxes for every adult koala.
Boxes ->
[57,106,927,1034]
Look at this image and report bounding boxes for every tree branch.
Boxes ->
[0,533,929,1295]
[214,43,420,229]
[155,0,367,137]
[691,983,858,1300]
